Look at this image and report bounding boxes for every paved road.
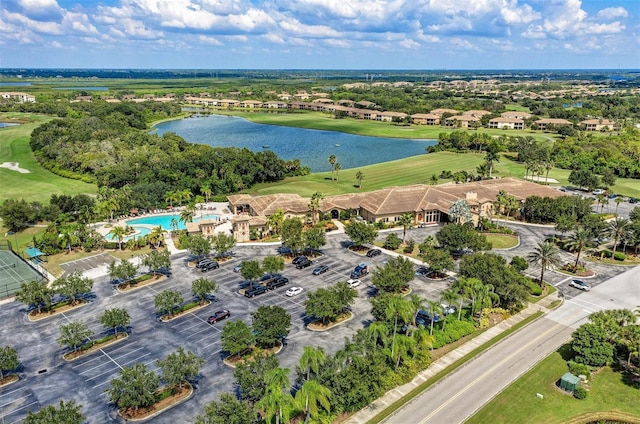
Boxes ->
[383,265,640,424]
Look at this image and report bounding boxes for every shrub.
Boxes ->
[403,239,415,253]
[573,386,587,400]
[526,280,542,296]
[510,256,529,272]
[431,319,476,349]
[567,361,591,380]
[383,233,402,250]
[601,250,613,258]
[103,241,119,250]
[613,252,626,261]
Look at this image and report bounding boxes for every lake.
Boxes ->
[154,114,436,172]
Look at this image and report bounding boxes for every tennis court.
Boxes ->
[0,250,46,300]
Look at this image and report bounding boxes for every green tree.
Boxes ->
[344,220,378,247]
[154,289,183,317]
[568,169,601,191]
[221,320,254,358]
[607,217,631,253]
[398,213,413,244]
[141,249,170,276]
[307,192,323,225]
[571,323,615,367]
[334,162,342,181]
[58,224,80,253]
[440,288,461,321]
[385,295,415,358]
[564,227,593,270]
[0,345,19,380]
[156,347,204,389]
[328,154,336,180]
[211,232,236,257]
[192,277,218,303]
[262,255,285,277]
[57,320,93,352]
[200,185,213,203]
[372,256,414,293]
[52,271,93,305]
[304,282,356,325]
[302,226,327,252]
[280,218,304,253]
[485,142,500,178]
[418,246,454,278]
[180,204,196,225]
[146,226,165,248]
[299,346,326,381]
[355,171,364,189]
[383,233,402,250]
[107,363,159,411]
[251,305,292,348]
[15,280,53,314]
[267,208,285,235]
[108,259,137,283]
[295,379,331,424]
[24,400,85,424]
[527,240,562,287]
[436,223,491,252]
[240,260,263,282]
[195,393,257,424]
[100,307,131,337]
[233,353,279,402]
[108,225,128,250]
[165,191,179,208]
[185,234,211,257]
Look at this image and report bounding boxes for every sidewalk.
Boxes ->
[344,291,562,424]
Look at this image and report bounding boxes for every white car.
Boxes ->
[592,189,605,195]
[286,286,303,297]
[347,278,361,288]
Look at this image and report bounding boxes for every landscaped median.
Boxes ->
[158,300,211,322]
[116,273,167,292]
[63,333,129,361]
[118,382,194,422]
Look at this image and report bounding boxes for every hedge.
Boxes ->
[431,319,476,349]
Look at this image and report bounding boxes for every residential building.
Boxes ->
[501,111,532,120]
[488,117,525,130]
[0,92,36,103]
[411,113,440,125]
[580,118,616,131]
[444,115,480,128]
[534,118,572,131]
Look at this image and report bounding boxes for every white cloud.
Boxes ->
[324,38,350,48]
[198,35,223,45]
[50,40,62,48]
[262,33,285,44]
[399,38,420,49]
[594,7,628,21]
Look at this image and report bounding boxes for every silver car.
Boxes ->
[568,279,590,291]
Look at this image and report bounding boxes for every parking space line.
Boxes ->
[78,359,116,375]
[554,276,574,287]
[185,326,215,339]
[110,346,145,361]
[100,348,125,371]
[0,394,32,410]
[0,400,38,420]
[170,320,203,331]
[117,352,151,368]
[0,387,26,399]
[200,338,221,350]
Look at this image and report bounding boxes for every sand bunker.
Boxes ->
[0,162,30,173]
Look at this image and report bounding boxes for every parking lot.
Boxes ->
[0,226,628,423]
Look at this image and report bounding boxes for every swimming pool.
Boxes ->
[125,213,220,231]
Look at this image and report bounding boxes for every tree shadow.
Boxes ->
[557,343,573,361]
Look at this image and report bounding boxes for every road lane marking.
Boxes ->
[0,394,32,409]
[554,276,574,287]
[416,321,567,424]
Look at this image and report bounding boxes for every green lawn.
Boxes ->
[0,113,97,204]
[466,347,640,424]
[485,233,519,249]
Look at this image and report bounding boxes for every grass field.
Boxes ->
[214,110,555,142]
[484,233,519,249]
[0,113,97,204]
[467,346,640,424]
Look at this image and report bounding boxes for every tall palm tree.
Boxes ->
[527,240,563,287]
[366,321,389,351]
[59,225,79,253]
[258,385,294,424]
[328,154,336,180]
[266,208,284,235]
[295,380,330,424]
[399,213,413,244]
[179,205,196,226]
[485,149,500,178]
[475,284,498,315]
[334,163,341,181]
[426,300,443,335]
[355,171,364,189]
[408,294,426,329]
[299,346,325,382]
[412,327,434,352]
[147,226,165,248]
[564,226,593,270]
[307,192,323,226]
[179,189,193,206]
[390,334,417,371]
[164,191,179,208]
[615,196,624,216]
[385,296,415,357]
[608,217,631,253]
[108,225,128,250]
[200,185,212,203]
[440,288,461,325]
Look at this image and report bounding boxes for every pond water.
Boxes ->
[154,114,436,172]
[0,123,19,128]
[52,86,108,91]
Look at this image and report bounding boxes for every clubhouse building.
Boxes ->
[225,178,565,242]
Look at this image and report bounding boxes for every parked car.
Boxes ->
[244,284,269,298]
[569,279,590,291]
[207,310,230,324]
[592,189,605,195]
[268,277,289,290]
[416,310,441,326]
[286,286,303,297]
[277,246,293,255]
[201,261,219,272]
[366,248,382,258]
[441,304,457,315]
[350,263,369,279]
[415,266,429,276]
[292,256,308,265]
[607,193,617,199]
[629,197,638,204]
[347,278,361,288]
[196,258,215,268]
[233,264,242,273]
[312,265,329,275]
[295,259,313,269]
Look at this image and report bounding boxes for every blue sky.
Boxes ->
[0,0,638,69]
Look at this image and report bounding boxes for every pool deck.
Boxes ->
[95,202,234,255]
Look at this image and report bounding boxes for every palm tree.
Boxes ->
[485,149,500,178]
[164,191,179,208]
[564,226,593,270]
[179,205,196,226]
[440,288,461,323]
[527,240,563,287]
[408,294,427,329]
[334,163,341,181]
[390,334,417,370]
[170,217,179,233]
[146,226,164,248]
[299,346,325,382]
[307,192,323,226]
[398,213,413,244]
[355,171,364,189]
[59,225,79,253]
[475,283,497,315]
[328,154,336,180]
[608,217,631,253]
[385,296,415,358]
[426,300,443,335]
[179,189,193,206]
[295,380,330,424]
[108,225,128,250]
[614,196,624,216]
[366,321,389,351]
[412,327,434,352]
[258,385,294,424]
[200,185,212,203]
[266,208,285,235]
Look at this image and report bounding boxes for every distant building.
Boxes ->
[0,92,36,103]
